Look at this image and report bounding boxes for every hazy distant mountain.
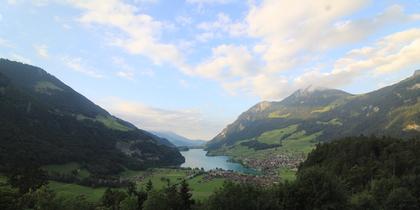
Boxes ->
[0,59,184,174]
[152,131,206,147]
[207,71,420,152]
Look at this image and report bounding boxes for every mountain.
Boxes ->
[151,131,206,147]
[0,59,184,174]
[206,71,420,167]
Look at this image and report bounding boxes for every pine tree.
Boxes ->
[179,179,194,210]
[145,180,153,192]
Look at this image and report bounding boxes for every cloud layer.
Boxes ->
[98,97,225,140]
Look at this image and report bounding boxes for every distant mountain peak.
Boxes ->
[284,86,350,105]
[293,85,331,96]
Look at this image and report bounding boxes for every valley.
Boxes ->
[0,59,419,209]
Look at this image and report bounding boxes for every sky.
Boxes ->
[1,0,420,140]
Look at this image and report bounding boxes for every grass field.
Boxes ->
[46,168,225,202]
[134,168,188,189]
[257,125,298,145]
[278,167,296,182]
[1,167,225,203]
[121,168,225,200]
[49,181,109,202]
[212,128,320,161]
[188,175,225,200]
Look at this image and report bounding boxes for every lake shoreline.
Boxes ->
[180,149,258,174]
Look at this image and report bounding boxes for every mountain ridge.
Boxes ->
[207,71,420,156]
[0,59,184,174]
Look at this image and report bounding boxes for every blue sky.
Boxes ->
[1,0,420,140]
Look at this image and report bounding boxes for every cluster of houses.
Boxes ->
[202,169,279,187]
[241,152,306,174]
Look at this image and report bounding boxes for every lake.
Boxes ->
[180,149,257,174]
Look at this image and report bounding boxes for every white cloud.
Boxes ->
[10,53,31,64]
[189,2,420,100]
[192,27,420,100]
[245,1,419,73]
[194,13,246,43]
[334,28,420,75]
[98,97,224,140]
[112,56,156,79]
[61,56,104,78]
[288,28,420,97]
[194,44,257,80]
[68,0,188,71]
[34,44,49,58]
[112,57,135,80]
[116,71,135,80]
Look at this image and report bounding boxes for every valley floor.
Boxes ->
[35,168,227,202]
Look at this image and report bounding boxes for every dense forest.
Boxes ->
[1,135,420,209]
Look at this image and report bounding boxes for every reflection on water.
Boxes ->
[180,149,257,174]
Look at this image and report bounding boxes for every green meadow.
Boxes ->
[41,168,226,202]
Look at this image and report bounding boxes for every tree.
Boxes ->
[101,188,128,210]
[119,196,138,210]
[125,182,147,210]
[59,195,93,210]
[18,186,60,210]
[135,189,148,210]
[7,165,48,194]
[143,190,169,210]
[165,183,182,210]
[179,179,194,210]
[385,188,419,210]
[292,167,349,210]
[145,180,153,192]
[0,186,19,210]
[350,191,379,210]
[206,182,278,210]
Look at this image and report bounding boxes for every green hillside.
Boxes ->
[206,71,420,172]
[0,59,184,175]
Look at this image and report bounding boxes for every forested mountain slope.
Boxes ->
[0,59,184,174]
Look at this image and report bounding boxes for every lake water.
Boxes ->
[180,149,257,174]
